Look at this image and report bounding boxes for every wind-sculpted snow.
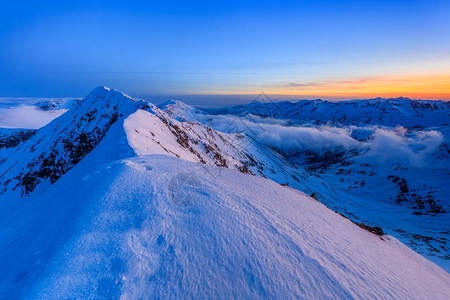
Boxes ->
[1,154,450,298]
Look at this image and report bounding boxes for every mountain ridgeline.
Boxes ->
[205,97,449,127]
[0,87,297,197]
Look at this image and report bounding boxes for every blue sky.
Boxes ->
[1,0,449,102]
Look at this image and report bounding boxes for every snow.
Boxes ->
[157,99,202,122]
[124,109,201,161]
[1,87,449,298]
[123,107,302,181]
[2,150,450,298]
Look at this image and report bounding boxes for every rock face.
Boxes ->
[0,129,36,150]
[357,223,384,236]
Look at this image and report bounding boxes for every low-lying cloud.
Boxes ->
[0,105,66,129]
[367,127,443,165]
[200,114,444,166]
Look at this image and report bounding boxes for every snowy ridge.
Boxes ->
[0,87,301,198]
[157,99,203,122]
[124,108,303,181]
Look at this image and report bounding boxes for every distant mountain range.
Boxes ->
[204,97,449,127]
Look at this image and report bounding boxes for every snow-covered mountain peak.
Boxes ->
[157,99,203,122]
[87,86,135,103]
[0,87,149,197]
[76,86,140,113]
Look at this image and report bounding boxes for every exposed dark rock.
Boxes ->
[388,175,445,215]
[0,130,36,150]
[356,223,384,236]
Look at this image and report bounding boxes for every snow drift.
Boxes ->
[3,155,450,299]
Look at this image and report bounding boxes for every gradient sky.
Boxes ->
[1,0,450,102]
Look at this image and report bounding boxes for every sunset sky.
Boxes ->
[1,0,449,101]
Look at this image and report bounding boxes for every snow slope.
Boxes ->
[124,108,305,183]
[2,152,450,298]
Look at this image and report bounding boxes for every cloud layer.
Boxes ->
[0,105,66,129]
[200,114,444,166]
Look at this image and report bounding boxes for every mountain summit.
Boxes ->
[0,87,147,196]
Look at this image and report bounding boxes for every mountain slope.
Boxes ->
[2,151,450,298]
[1,87,449,298]
[124,108,306,183]
[0,88,301,199]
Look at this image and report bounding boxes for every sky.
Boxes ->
[1,0,450,103]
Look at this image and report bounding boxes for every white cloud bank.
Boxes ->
[0,105,67,129]
[201,114,444,165]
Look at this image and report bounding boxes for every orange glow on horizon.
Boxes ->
[195,74,450,100]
